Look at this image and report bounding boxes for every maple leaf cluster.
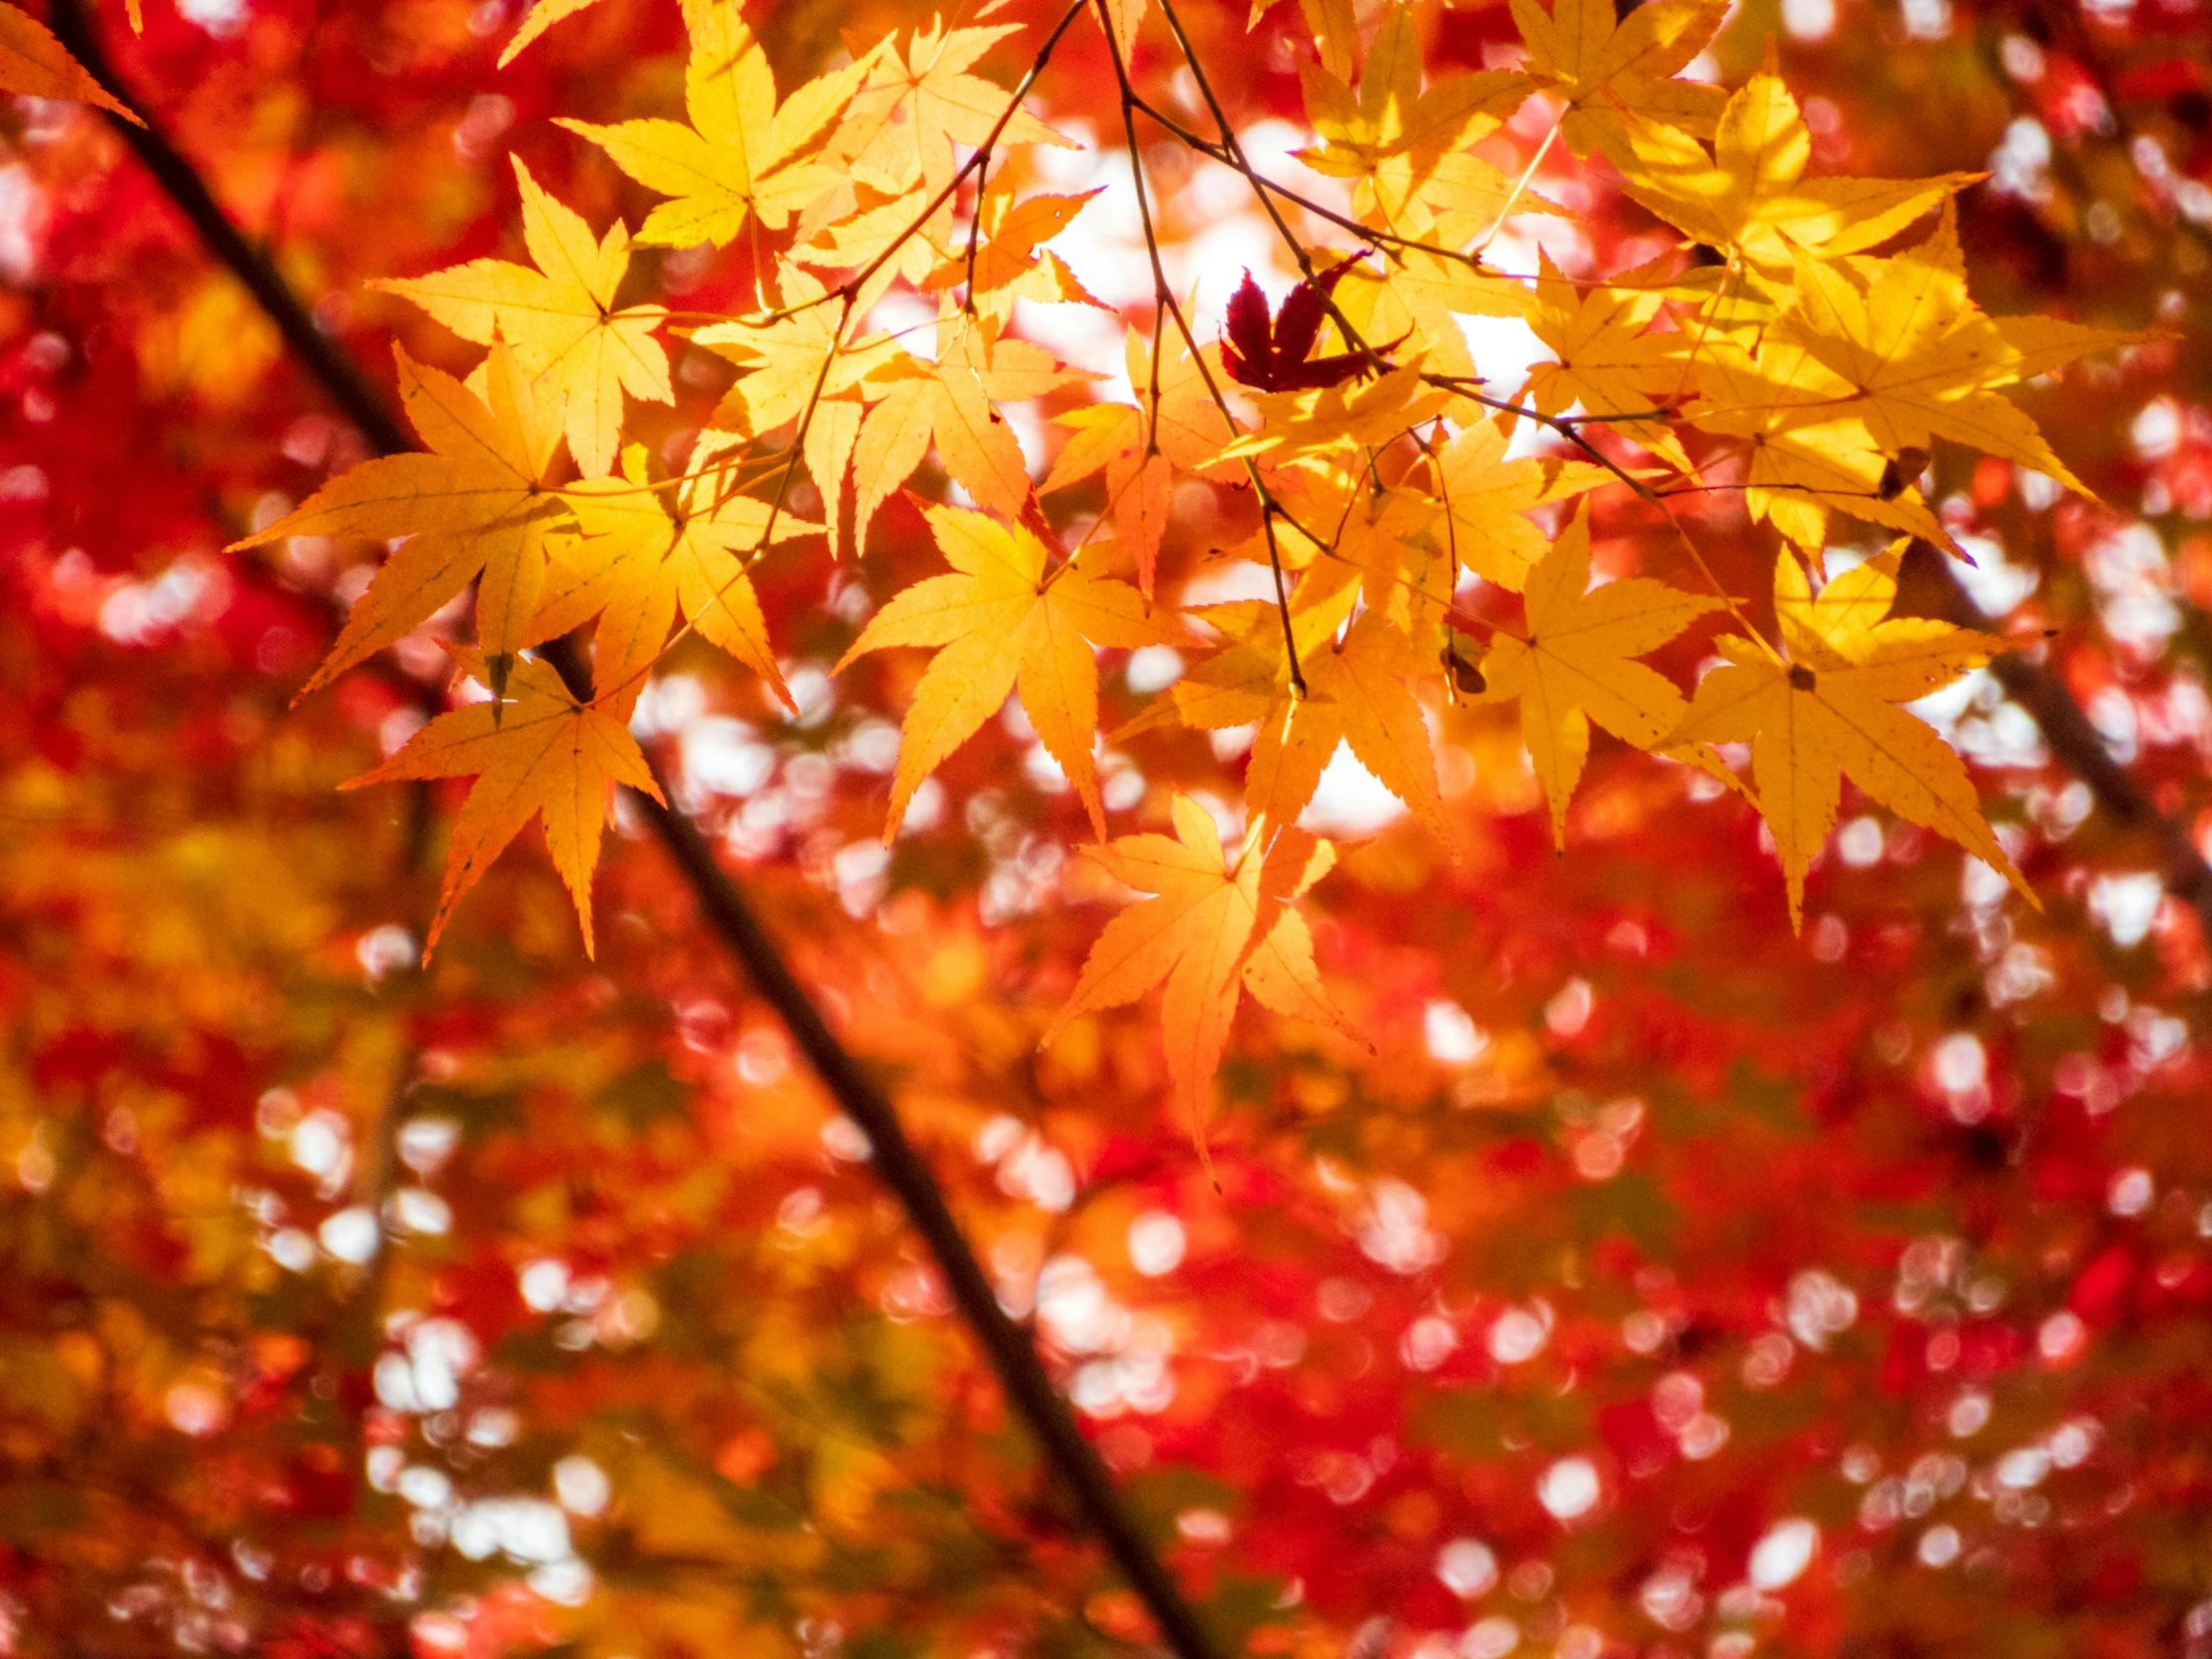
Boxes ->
[198,0,2137,1119]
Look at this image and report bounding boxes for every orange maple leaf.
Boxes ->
[1043,797,1368,1162]
[346,652,663,958]
[231,342,569,699]
[836,504,1179,839]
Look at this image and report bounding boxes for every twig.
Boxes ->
[1096,0,1309,693]
[1650,491,1781,664]
[1126,7,1699,500]
[1121,89,1488,274]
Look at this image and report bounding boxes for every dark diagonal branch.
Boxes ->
[48,10,1220,1658]
[48,0,409,457]
[1899,542,2212,939]
[622,761,1222,1659]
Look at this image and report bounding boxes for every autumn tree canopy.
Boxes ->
[3,0,2211,1651]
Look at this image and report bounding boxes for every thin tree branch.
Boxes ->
[1095,0,1310,694]
[53,13,1221,1659]
[1121,89,1483,273]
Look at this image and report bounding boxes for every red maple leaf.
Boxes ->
[1221,255,1383,392]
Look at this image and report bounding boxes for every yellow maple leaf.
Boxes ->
[1042,326,1237,596]
[1268,607,1458,850]
[1526,253,1694,471]
[377,158,670,480]
[1508,0,1729,163]
[1215,359,1445,469]
[558,0,869,248]
[1126,593,1454,849]
[1222,466,1459,645]
[918,188,1110,314]
[835,504,1179,840]
[804,393,865,560]
[794,177,950,287]
[495,0,603,66]
[1043,398,1169,595]
[542,437,822,716]
[842,311,1082,541]
[1385,151,1557,252]
[1042,797,1366,1156]
[344,652,664,958]
[1337,250,1534,384]
[1618,68,1977,280]
[1688,212,2135,547]
[1770,218,2134,493]
[1684,340,1951,553]
[1428,416,1609,590]
[1101,0,1149,54]
[231,342,569,697]
[1666,543,2032,930]
[1284,0,1361,80]
[1476,503,1723,846]
[1276,473,1451,635]
[1146,324,1247,478]
[1297,3,1526,185]
[1116,592,1340,745]
[832,17,1074,197]
[1125,321,1244,476]
[0,4,141,122]
[693,270,896,438]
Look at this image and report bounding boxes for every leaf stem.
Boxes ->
[1473,111,1561,258]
